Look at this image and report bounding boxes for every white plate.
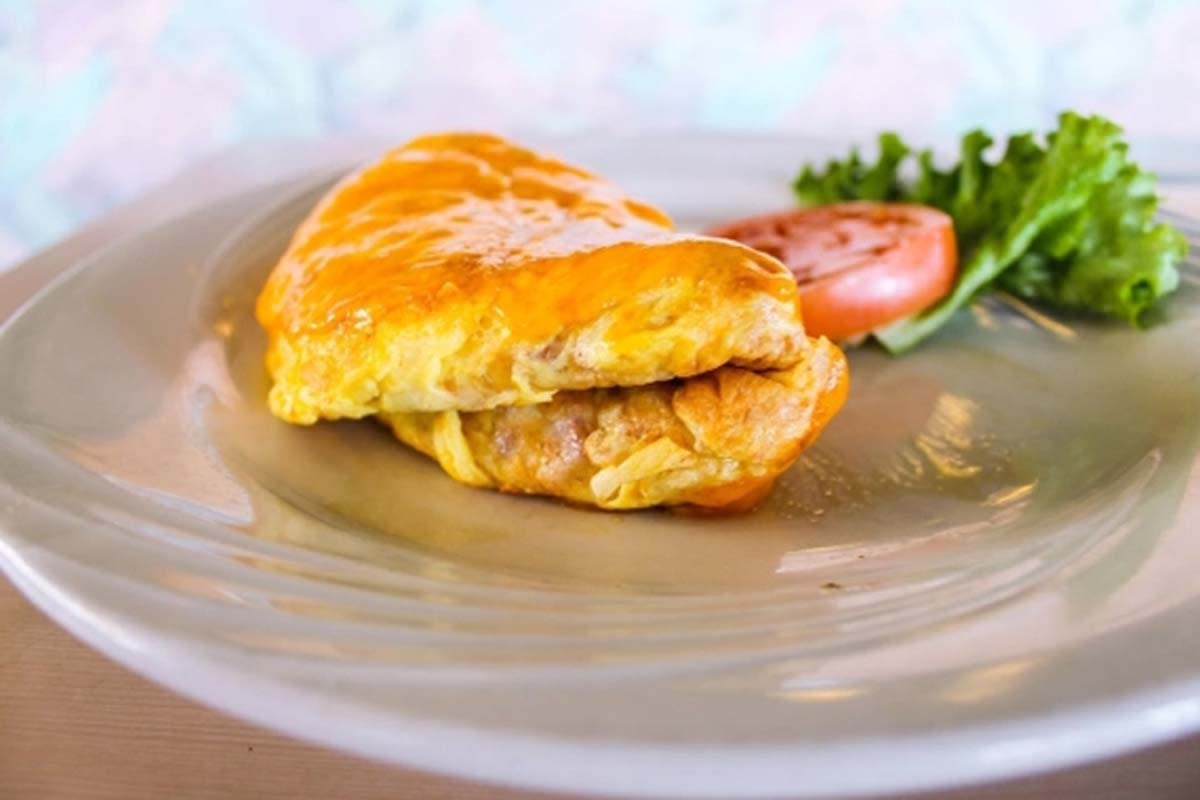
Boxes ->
[1,136,1199,799]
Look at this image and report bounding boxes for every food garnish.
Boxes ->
[706,202,956,341]
[794,112,1186,352]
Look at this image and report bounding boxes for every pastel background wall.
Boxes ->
[2,0,1199,267]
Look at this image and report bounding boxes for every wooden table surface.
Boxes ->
[3,147,1199,800]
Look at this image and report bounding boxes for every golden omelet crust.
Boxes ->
[257,133,808,422]
[257,132,849,511]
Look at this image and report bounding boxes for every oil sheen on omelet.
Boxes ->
[257,132,848,510]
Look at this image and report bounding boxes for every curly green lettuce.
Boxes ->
[794,112,1187,353]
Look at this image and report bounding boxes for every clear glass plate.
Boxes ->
[1,136,1198,799]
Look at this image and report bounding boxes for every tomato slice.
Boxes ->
[706,202,957,341]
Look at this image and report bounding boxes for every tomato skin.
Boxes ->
[706,202,957,341]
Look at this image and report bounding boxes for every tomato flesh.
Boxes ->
[706,202,957,341]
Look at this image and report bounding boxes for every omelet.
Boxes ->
[257,133,848,510]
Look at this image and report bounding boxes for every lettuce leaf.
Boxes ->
[794,112,1186,352]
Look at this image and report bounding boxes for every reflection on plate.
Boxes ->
[1,138,1199,799]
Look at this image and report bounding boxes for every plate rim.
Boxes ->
[5,536,1200,799]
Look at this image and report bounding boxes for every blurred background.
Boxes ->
[2,0,1198,268]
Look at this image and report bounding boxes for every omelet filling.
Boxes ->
[379,338,846,510]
